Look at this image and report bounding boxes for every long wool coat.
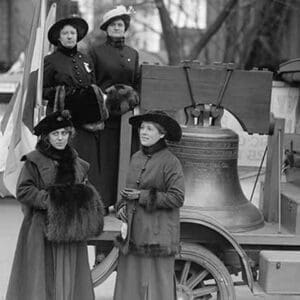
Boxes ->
[114,145,185,300]
[6,146,103,300]
[42,45,106,196]
[88,38,139,207]
[43,45,96,111]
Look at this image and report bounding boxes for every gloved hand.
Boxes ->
[120,188,140,201]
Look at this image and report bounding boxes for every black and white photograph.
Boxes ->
[1,0,300,299]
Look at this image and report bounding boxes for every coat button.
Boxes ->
[72,59,76,63]
[74,65,78,69]
[79,79,82,83]
[136,179,140,184]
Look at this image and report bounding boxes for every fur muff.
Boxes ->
[46,183,104,242]
[65,85,109,126]
[106,84,139,116]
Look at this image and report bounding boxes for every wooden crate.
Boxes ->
[140,63,273,135]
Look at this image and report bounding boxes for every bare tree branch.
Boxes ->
[154,0,181,64]
[188,0,239,60]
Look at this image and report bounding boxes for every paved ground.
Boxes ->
[0,196,261,300]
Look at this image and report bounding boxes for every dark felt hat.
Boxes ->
[129,110,182,142]
[48,17,88,46]
[33,110,73,136]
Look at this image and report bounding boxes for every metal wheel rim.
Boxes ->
[91,247,119,287]
[175,243,236,300]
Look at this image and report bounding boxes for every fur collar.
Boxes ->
[36,139,76,184]
[141,138,167,156]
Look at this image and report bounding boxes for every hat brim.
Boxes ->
[129,113,182,142]
[100,14,130,31]
[48,17,88,46]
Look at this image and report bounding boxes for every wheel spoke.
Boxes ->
[186,269,209,289]
[192,285,218,297]
[179,260,191,284]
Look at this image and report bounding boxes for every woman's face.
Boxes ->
[139,121,165,147]
[58,25,77,48]
[48,128,70,150]
[106,19,126,38]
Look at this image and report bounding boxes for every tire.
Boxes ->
[175,242,236,300]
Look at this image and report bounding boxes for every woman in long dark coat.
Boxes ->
[43,16,108,198]
[6,110,104,300]
[89,5,139,211]
[114,110,185,300]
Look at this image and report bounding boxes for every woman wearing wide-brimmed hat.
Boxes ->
[43,16,109,198]
[6,110,104,300]
[88,5,140,212]
[114,110,185,300]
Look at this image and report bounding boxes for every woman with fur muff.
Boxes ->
[113,110,185,300]
[42,16,109,200]
[88,5,139,212]
[6,110,104,300]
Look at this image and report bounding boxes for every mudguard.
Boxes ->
[180,206,254,291]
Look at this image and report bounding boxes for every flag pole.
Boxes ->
[35,0,46,125]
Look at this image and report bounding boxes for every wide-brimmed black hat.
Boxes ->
[33,110,73,136]
[48,17,88,46]
[129,110,182,142]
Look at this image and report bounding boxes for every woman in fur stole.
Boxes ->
[114,110,185,300]
[6,110,104,300]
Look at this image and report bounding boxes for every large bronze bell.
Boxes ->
[169,125,264,232]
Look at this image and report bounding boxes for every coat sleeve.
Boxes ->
[16,160,49,210]
[138,156,185,211]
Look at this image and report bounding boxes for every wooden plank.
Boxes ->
[88,216,121,242]
[140,64,273,134]
[262,118,285,223]
[233,221,300,246]
[117,111,133,198]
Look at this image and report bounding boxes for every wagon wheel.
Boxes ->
[90,245,119,287]
[175,243,236,300]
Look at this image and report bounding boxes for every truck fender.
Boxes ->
[180,206,254,291]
